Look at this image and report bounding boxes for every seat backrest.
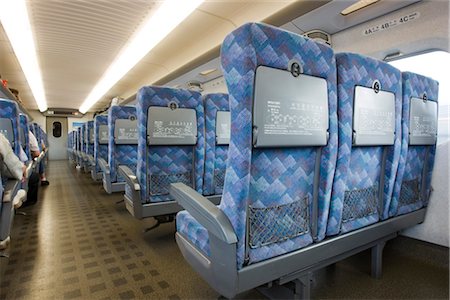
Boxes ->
[94,115,108,172]
[108,106,138,182]
[0,98,21,156]
[202,93,230,196]
[136,86,205,203]
[19,114,31,160]
[327,53,402,236]
[220,23,338,268]
[86,120,94,156]
[80,123,86,154]
[390,72,439,216]
[32,123,43,151]
[76,127,82,152]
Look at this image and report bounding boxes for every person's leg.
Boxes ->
[24,172,40,205]
[39,161,49,186]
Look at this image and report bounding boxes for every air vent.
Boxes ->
[186,81,203,92]
[304,30,331,46]
[43,108,84,118]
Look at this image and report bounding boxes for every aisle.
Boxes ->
[0,160,219,299]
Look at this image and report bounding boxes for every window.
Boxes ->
[53,121,62,138]
[389,51,450,144]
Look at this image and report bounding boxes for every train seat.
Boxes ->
[83,120,95,172]
[99,105,137,194]
[327,53,402,236]
[390,72,439,216]
[202,93,230,197]
[0,99,24,250]
[119,86,208,222]
[92,115,108,181]
[18,114,33,193]
[170,22,338,297]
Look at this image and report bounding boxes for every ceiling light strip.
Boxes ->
[0,0,48,112]
[79,0,204,114]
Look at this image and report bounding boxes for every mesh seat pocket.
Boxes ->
[149,172,192,196]
[399,178,420,207]
[248,196,310,249]
[342,185,378,224]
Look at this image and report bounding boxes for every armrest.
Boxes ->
[170,183,237,244]
[3,179,21,203]
[117,165,140,191]
[98,158,110,174]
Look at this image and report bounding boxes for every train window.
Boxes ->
[53,121,62,138]
[390,51,450,144]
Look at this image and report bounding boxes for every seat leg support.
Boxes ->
[371,241,385,279]
[293,272,312,300]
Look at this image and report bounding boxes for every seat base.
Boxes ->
[177,208,426,299]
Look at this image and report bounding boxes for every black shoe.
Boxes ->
[41,180,50,186]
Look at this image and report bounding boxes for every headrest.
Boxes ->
[253,65,329,147]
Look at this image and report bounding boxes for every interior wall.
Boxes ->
[332,0,449,59]
[68,113,94,132]
[28,110,47,131]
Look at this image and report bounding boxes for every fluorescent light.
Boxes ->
[341,0,379,16]
[0,0,48,112]
[79,0,203,114]
[199,68,217,76]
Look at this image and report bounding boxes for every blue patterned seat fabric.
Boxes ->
[108,106,138,183]
[76,127,82,155]
[0,99,21,157]
[19,114,31,160]
[202,93,229,196]
[86,121,94,157]
[94,115,108,173]
[80,123,86,155]
[177,23,338,268]
[390,72,439,217]
[326,53,402,236]
[136,86,205,204]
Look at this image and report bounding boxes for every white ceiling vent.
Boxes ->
[304,30,332,46]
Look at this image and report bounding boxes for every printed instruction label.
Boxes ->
[152,120,194,139]
[117,127,138,140]
[264,100,326,136]
[363,12,420,36]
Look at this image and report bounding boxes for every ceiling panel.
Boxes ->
[0,0,298,113]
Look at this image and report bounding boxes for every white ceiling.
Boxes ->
[0,0,297,112]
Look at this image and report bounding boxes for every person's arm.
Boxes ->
[0,133,24,180]
[29,131,40,158]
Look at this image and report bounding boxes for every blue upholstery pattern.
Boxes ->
[108,106,138,182]
[177,210,210,256]
[94,115,108,173]
[0,99,21,156]
[86,121,94,156]
[177,23,338,268]
[19,114,31,160]
[80,123,86,154]
[203,93,229,196]
[136,86,205,203]
[326,53,402,235]
[390,72,439,216]
[76,127,82,152]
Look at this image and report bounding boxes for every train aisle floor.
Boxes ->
[0,160,448,300]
